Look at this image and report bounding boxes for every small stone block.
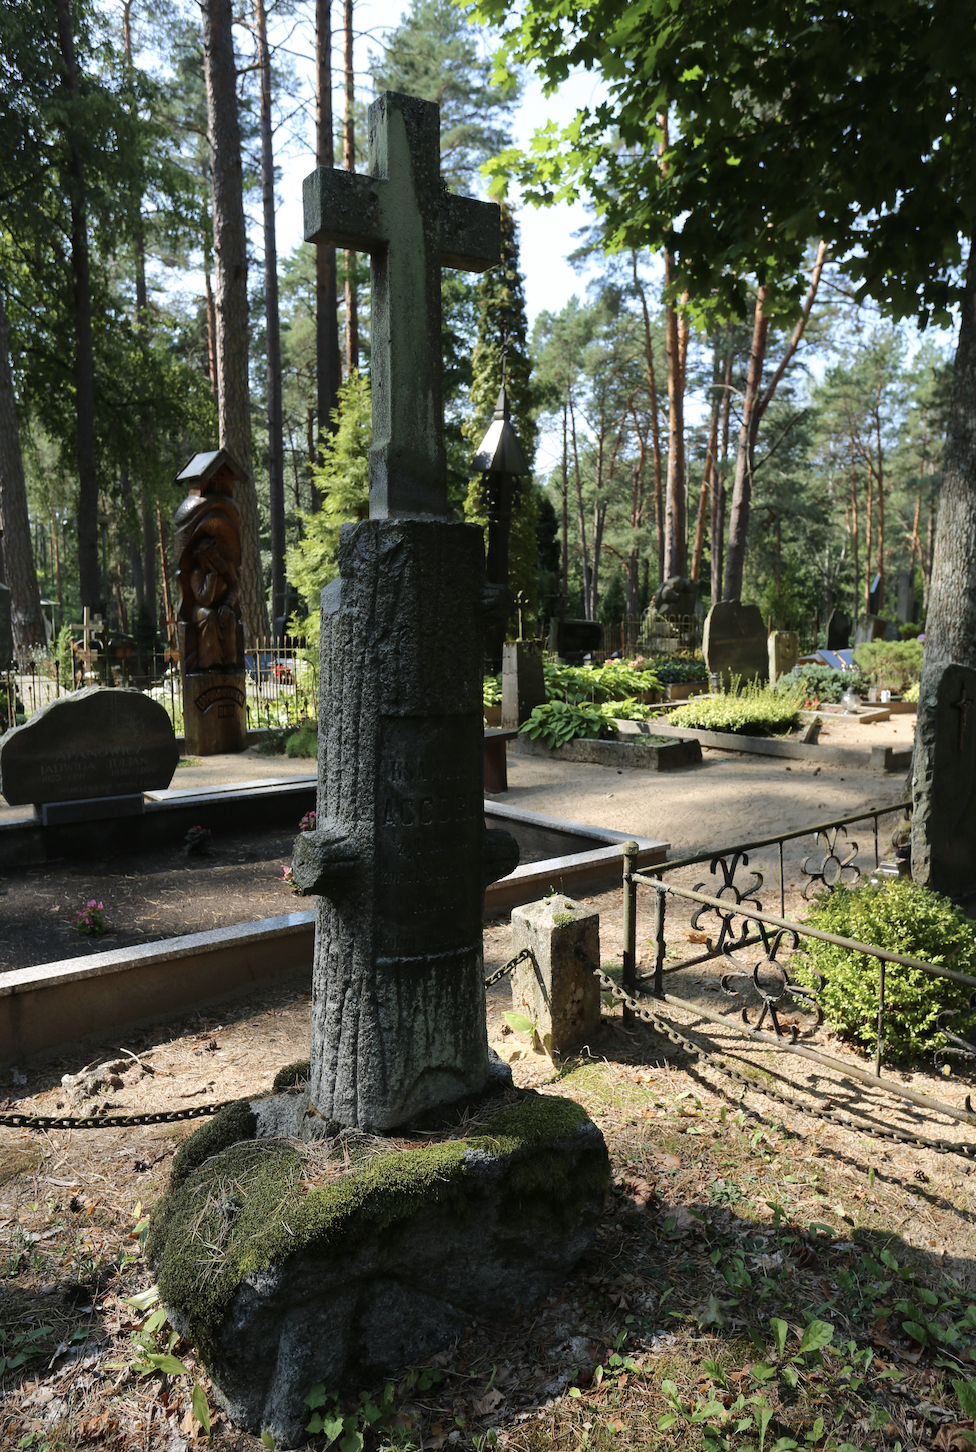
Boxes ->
[35,793,145,826]
[510,895,601,1056]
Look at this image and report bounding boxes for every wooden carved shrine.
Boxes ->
[173,449,248,754]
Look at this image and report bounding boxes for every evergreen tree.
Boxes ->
[285,371,370,618]
[463,203,540,627]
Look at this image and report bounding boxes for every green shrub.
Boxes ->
[668,680,803,736]
[483,675,502,709]
[520,700,606,748]
[601,697,654,722]
[773,663,860,705]
[285,720,318,758]
[904,680,920,703]
[852,638,923,694]
[543,660,661,704]
[797,880,976,1064]
[643,655,709,684]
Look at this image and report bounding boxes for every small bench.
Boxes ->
[484,728,518,793]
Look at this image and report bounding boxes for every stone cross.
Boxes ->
[304,90,499,519]
[293,93,517,1132]
[953,682,973,751]
[69,607,103,683]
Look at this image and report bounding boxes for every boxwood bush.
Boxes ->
[797,879,976,1063]
[852,639,923,694]
[668,680,803,736]
[773,663,860,704]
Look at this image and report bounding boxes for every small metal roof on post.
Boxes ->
[471,384,530,478]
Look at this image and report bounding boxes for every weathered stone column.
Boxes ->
[510,896,602,1056]
[293,518,516,1130]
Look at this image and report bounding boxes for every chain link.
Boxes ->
[0,1102,235,1132]
[0,950,537,1133]
[576,947,976,1162]
[484,947,534,988]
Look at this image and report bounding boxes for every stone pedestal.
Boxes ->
[181,671,247,755]
[510,895,602,1055]
[768,630,799,685]
[294,518,517,1131]
[501,640,545,728]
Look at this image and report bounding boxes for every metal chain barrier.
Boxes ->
[484,946,533,988]
[574,945,976,1163]
[0,950,537,1133]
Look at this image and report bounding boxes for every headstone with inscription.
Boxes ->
[174,449,248,756]
[702,600,768,685]
[768,629,799,685]
[0,686,178,824]
[913,663,976,898]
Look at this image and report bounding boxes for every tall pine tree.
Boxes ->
[464,202,540,626]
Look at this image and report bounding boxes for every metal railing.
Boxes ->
[615,804,976,1136]
[2,638,316,739]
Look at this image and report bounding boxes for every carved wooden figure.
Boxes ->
[174,449,248,754]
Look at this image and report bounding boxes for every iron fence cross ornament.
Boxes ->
[303,91,499,520]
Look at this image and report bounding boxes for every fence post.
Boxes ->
[622,839,639,1023]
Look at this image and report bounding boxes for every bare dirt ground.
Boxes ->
[5,721,962,1452]
[1,969,974,1452]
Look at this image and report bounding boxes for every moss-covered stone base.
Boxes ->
[148,1092,609,1448]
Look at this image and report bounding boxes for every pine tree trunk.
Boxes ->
[663,277,686,579]
[723,287,768,601]
[0,284,46,655]
[710,340,732,604]
[202,0,269,640]
[256,0,286,633]
[316,0,341,486]
[919,241,976,667]
[343,0,359,374]
[53,0,100,612]
[560,396,569,600]
[631,253,664,588]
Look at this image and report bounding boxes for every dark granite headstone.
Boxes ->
[0,585,12,668]
[912,662,976,897]
[869,572,883,615]
[551,618,602,660]
[702,600,768,684]
[0,686,178,806]
[897,570,916,625]
[854,613,887,645]
[826,608,851,650]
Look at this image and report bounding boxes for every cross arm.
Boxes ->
[438,192,500,272]
[304,167,385,251]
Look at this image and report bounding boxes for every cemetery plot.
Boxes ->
[0,825,301,973]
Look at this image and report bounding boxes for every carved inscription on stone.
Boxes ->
[375,714,483,957]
